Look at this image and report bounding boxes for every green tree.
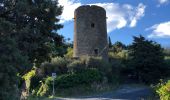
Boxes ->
[14,0,63,65]
[128,35,165,83]
[1,0,64,66]
[0,18,29,100]
[0,0,63,99]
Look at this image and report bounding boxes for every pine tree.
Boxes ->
[128,35,165,83]
[14,0,63,65]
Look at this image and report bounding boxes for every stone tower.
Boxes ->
[73,5,108,60]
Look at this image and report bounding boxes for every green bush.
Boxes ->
[67,60,86,73]
[86,57,119,83]
[37,69,102,96]
[155,80,170,100]
[64,47,73,58]
[85,57,111,75]
[37,77,53,96]
[40,57,68,76]
[56,69,102,88]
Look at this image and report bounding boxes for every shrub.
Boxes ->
[85,57,111,75]
[37,69,102,96]
[155,80,170,100]
[67,60,86,73]
[64,47,73,58]
[40,57,68,76]
[56,69,102,88]
[37,77,53,96]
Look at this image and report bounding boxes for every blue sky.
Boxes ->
[58,0,170,47]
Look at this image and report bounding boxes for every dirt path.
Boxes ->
[56,84,155,100]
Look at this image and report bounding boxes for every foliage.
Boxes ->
[108,50,128,83]
[155,80,170,100]
[37,69,102,96]
[0,16,29,100]
[0,0,63,99]
[14,0,63,66]
[0,37,27,100]
[67,60,86,73]
[0,0,63,66]
[22,69,36,93]
[56,69,102,88]
[37,77,53,97]
[64,47,73,58]
[22,68,42,96]
[165,56,170,67]
[110,41,126,53]
[128,35,166,83]
[164,49,170,56]
[40,57,68,76]
[85,57,111,75]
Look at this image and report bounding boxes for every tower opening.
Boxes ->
[94,49,99,55]
[91,23,95,28]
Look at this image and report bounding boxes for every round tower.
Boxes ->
[73,5,108,60]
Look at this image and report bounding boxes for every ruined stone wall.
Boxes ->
[73,5,108,60]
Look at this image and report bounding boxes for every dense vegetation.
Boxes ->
[22,35,170,99]
[128,35,167,83]
[0,0,64,99]
[0,0,170,100]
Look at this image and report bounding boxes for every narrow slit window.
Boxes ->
[94,49,99,55]
[91,23,95,28]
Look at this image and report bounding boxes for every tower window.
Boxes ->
[94,49,99,55]
[91,23,95,28]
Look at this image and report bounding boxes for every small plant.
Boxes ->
[155,79,170,100]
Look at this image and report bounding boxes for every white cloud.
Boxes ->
[157,0,169,7]
[58,0,146,33]
[58,0,81,23]
[90,3,129,32]
[147,21,170,38]
[129,3,146,27]
[158,0,169,4]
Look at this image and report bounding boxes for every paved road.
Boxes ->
[56,85,154,100]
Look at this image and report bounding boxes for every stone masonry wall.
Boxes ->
[73,5,108,60]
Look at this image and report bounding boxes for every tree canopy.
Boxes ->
[128,35,165,83]
[0,0,63,99]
